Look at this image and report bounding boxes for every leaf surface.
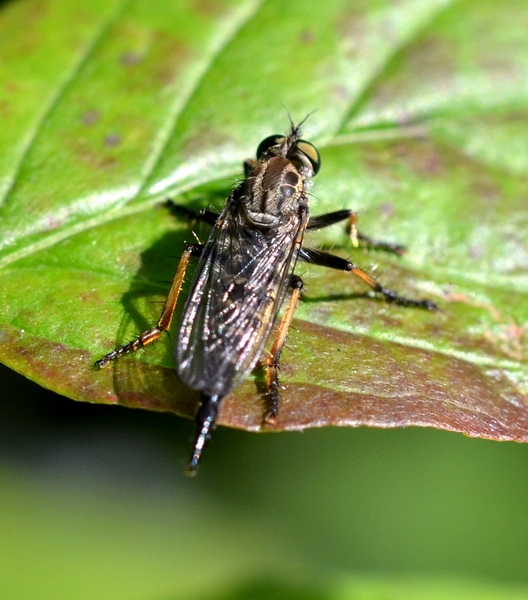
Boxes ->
[0,0,527,438]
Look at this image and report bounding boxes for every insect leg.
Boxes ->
[186,393,221,476]
[307,209,355,230]
[95,244,204,368]
[299,247,437,310]
[307,209,405,255]
[165,199,219,226]
[264,274,304,424]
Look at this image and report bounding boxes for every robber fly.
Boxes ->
[96,118,436,475]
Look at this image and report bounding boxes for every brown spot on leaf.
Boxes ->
[400,34,456,80]
[65,134,120,171]
[104,133,122,148]
[190,0,224,17]
[0,99,10,118]
[151,34,192,87]
[120,51,143,66]
[181,123,232,157]
[334,6,371,57]
[392,140,446,177]
[300,29,315,44]
[81,109,100,126]
[472,177,501,204]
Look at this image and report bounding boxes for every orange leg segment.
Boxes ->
[264,274,304,424]
[95,244,203,368]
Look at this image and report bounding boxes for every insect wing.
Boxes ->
[176,191,305,398]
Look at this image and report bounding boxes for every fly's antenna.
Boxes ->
[282,105,296,135]
[281,106,318,138]
[296,109,317,131]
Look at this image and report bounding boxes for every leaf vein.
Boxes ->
[0,0,134,208]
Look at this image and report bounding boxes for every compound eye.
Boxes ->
[297,140,321,175]
[256,135,283,159]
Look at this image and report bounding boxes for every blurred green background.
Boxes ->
[3,362,528,599]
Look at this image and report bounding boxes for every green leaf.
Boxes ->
[0,0,527,440]
[335,575,528,600]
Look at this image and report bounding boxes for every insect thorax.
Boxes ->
[242,156,310,228]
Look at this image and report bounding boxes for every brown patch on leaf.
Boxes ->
[484,323,526,363]
[334,5,373,58]
[65,135,120,171]
[2,309,526,443]
[150,33,193,88]
[190,0,225,18]
[104,133,122,148]
[391,140,446,177]
[181,123,233,157]
[398,34,456,84]
[300,29,315,44]
[80,109,100,126]
[120,51,143,66]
